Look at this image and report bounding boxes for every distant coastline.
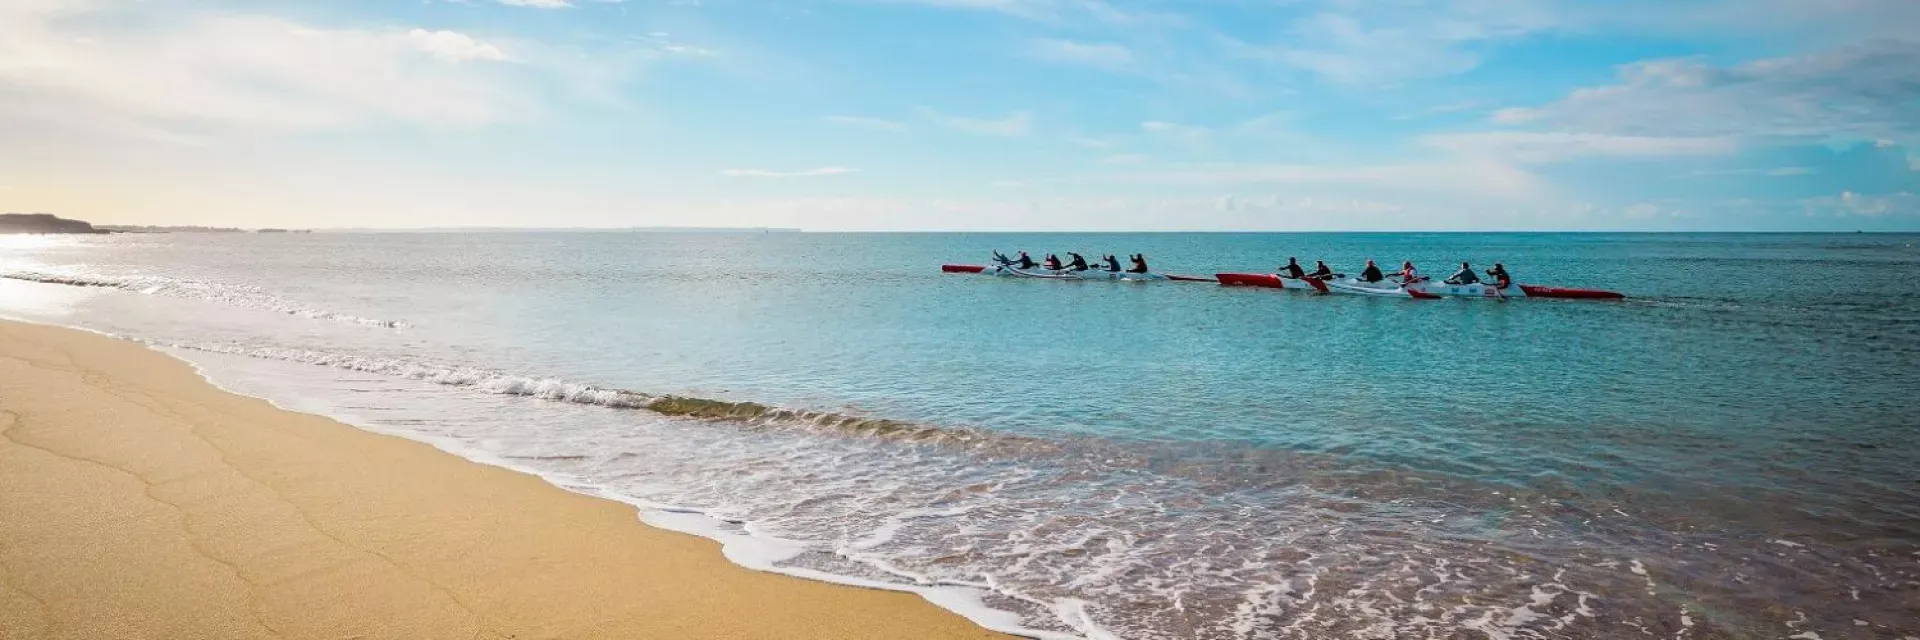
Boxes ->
[0,213,315,234]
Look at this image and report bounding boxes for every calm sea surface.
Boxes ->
[3,232,1917,639]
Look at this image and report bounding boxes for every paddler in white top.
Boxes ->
[1445,261,1481,285]
[1279,257,1305,279]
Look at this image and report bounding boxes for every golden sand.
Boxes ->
[0,320,1008,640]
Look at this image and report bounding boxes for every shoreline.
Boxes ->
[0,319,1010,639]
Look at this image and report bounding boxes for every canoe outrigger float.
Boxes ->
[942,264,1216,282]
[1216,272,1623,300]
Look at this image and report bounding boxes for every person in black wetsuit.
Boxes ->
[1066,252,1090,271]
[1127,254,1150,274]
[1044,254,1064,270]
[1308,260,1334,280]
[1102,254,1122,272]
[1359,260,1385,282]
[1485,263,1511,288]
[1279,257,1305,279]
[1013,251,1038,269]
[1445,261,1481,285]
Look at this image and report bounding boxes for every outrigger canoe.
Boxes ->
[1215,272,1331,293]
[1323,277,1622,300]
[943,264,1214,282]
[1405,280,1623,299]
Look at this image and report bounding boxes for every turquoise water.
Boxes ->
[3,232,1917,638]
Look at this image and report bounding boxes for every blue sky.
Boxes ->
[2,0,1917,230]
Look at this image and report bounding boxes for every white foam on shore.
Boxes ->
[128,337,1112,640]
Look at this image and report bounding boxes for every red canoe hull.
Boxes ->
[1216,273,1284,288]
[1517,285,1625,299]
[942,264,988,273]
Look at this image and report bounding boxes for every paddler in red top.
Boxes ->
[1043,253,1064,270]
[1486,263,1512,288]
[1398,261,1423,283]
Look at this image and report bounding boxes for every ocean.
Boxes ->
[2,231,1916,639]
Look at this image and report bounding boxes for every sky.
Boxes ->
[1,0,1918,231]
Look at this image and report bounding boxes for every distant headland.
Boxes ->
[0,213,312,234]
[0,213,109,234]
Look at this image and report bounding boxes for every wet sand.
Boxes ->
[0,320,1007,640]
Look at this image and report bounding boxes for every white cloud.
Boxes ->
[1028,38,1132,68]
[407,29,510,62]
[918,108,1031,137]
[498,0,574,8]
[1492,41,1920,142]
[824,115,907,132]
[720,167,859,178]
[1423,132,1739,164]
[0,5,535,139]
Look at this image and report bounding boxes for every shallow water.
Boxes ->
[4,231,1917,638]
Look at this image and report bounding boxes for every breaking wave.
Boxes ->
[1,268,409,328]
[157,340,1000,445]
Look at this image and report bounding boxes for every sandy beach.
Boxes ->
[0,320,1006,640]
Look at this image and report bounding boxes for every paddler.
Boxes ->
[1308,260,1334,280]
[1066,252,1090,271]
[1102,254,1122,272]
[1398,261,1422,283]
[1486,263,1512,288]
[1445,261,1481,285]
[1127,253,1150,274]
[1279,257,1306,279]
[1359,259,1385,283]
[1013,251,1038,270]
[1043,253,1064,270]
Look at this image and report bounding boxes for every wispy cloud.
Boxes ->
[407,29,509,62]
[1493,41,1920,142]
[1120,160,1545,200]
[1140,120,1209,146]
[918,108,1031,137]
[1423,132,1739,164]
[720,167,859,178]
[498,0,574,8]
[1799,191,1919,217]
[1100,153,1149,165]
[1674,166,1817,179]
[1028,38,1132,69]
[824,115,907,132]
